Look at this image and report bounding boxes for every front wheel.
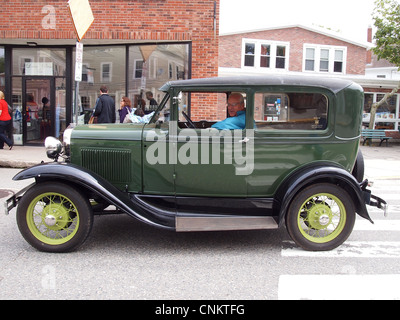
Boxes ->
[16,182,93,253]
[286,183,355,251]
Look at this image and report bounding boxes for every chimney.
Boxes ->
[366,25,372,64]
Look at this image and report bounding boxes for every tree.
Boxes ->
[370,0,400,129]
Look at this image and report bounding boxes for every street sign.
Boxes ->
[68,0,94,42]
[75,42,83,82]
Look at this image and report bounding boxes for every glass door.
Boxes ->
[23,78,55,144]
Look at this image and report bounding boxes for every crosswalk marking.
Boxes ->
[278,275,400,300]
[282,241,400,258]
[354,219,400,231]
[369,194,399,201]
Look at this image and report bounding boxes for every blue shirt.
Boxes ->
[211,111,246,130]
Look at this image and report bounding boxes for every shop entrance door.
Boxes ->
[23,78,55,144]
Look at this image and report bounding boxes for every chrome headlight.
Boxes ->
[63,127,73,146]
[45,136,62,160]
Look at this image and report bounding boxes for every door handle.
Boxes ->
[239,137,250,144]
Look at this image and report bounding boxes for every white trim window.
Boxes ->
[303,44,347,74]
[134,59,144,79]
[101,62,112,82]
[242,39,289,71]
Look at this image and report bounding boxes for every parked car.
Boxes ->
[5,75,387,252]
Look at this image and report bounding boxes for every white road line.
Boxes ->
[282,241,400,258]
[278,275,400,300]
[354,219,400,231]
[370,194,400,201]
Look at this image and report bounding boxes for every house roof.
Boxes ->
[220,24,373,49]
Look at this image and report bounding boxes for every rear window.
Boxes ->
[254,92,328,131]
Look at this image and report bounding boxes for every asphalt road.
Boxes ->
[0,145,399,301]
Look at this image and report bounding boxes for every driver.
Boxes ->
[211,92,245,130]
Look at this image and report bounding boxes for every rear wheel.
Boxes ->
[16,182,93,253]
[286,183,355,251]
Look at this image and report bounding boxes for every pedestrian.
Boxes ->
[145,91,158,112]
[0,90,13,150]
[118,96,132,123]
[93,85,116,123]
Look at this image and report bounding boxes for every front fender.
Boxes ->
[275,162,373,226]
[13,162,175,230]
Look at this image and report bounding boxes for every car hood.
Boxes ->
[71,123,145,141]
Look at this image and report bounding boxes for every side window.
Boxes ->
[177,92,189,122]
[177,91,247,123]
[254,92,328,131]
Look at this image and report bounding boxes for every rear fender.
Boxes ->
[13,162,175,230]
[275,163,373,226]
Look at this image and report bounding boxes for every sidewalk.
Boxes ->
[0,143,399,169]
[0,145,47,168]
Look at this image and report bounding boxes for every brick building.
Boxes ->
[219,25,400,134]
[0,0,219,144]
[219,24,369,76]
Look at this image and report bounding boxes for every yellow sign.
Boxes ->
[68,0,94,41]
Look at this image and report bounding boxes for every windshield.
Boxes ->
[149,93,170,124]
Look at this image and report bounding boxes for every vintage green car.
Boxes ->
[6,76,387,252]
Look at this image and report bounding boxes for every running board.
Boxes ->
[176,215,278,232]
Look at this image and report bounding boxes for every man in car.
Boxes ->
[211,92,245,130]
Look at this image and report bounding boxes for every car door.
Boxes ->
[142,94,176,195]
[174,91,252,197]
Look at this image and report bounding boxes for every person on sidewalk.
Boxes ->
[0,91,13,150]
[118,96,132,123]
[93,85,116,124]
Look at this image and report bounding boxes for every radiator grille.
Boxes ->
[81,148,131,183]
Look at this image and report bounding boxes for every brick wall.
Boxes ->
[0,0,220,119]
[0,0,219,81]
[219,26,366,75]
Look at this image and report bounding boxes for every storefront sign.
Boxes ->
[25,62,53,76]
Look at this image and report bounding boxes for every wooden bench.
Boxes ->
[361,129,393,146]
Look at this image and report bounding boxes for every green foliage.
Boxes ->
[369,0,400,129]
[373,0,400,68]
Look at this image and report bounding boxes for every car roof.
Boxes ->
[160,75,356,94]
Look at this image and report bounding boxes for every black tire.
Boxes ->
[16,182,93,253]
[352,150,365,183]
[286,183,356,251]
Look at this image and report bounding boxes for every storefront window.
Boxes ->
[375,94,397,129]
[0,47,4,92]
[363,93,373,113]
[376,94,397,116]
[72,44,189,122]
[12,48,66,76]
[363,93,399,130]
[129,44,189,113]
[73,46,126,120]
[56,78,66,138]
[11,77,23,142]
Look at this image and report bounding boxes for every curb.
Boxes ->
[0,160,39,169]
